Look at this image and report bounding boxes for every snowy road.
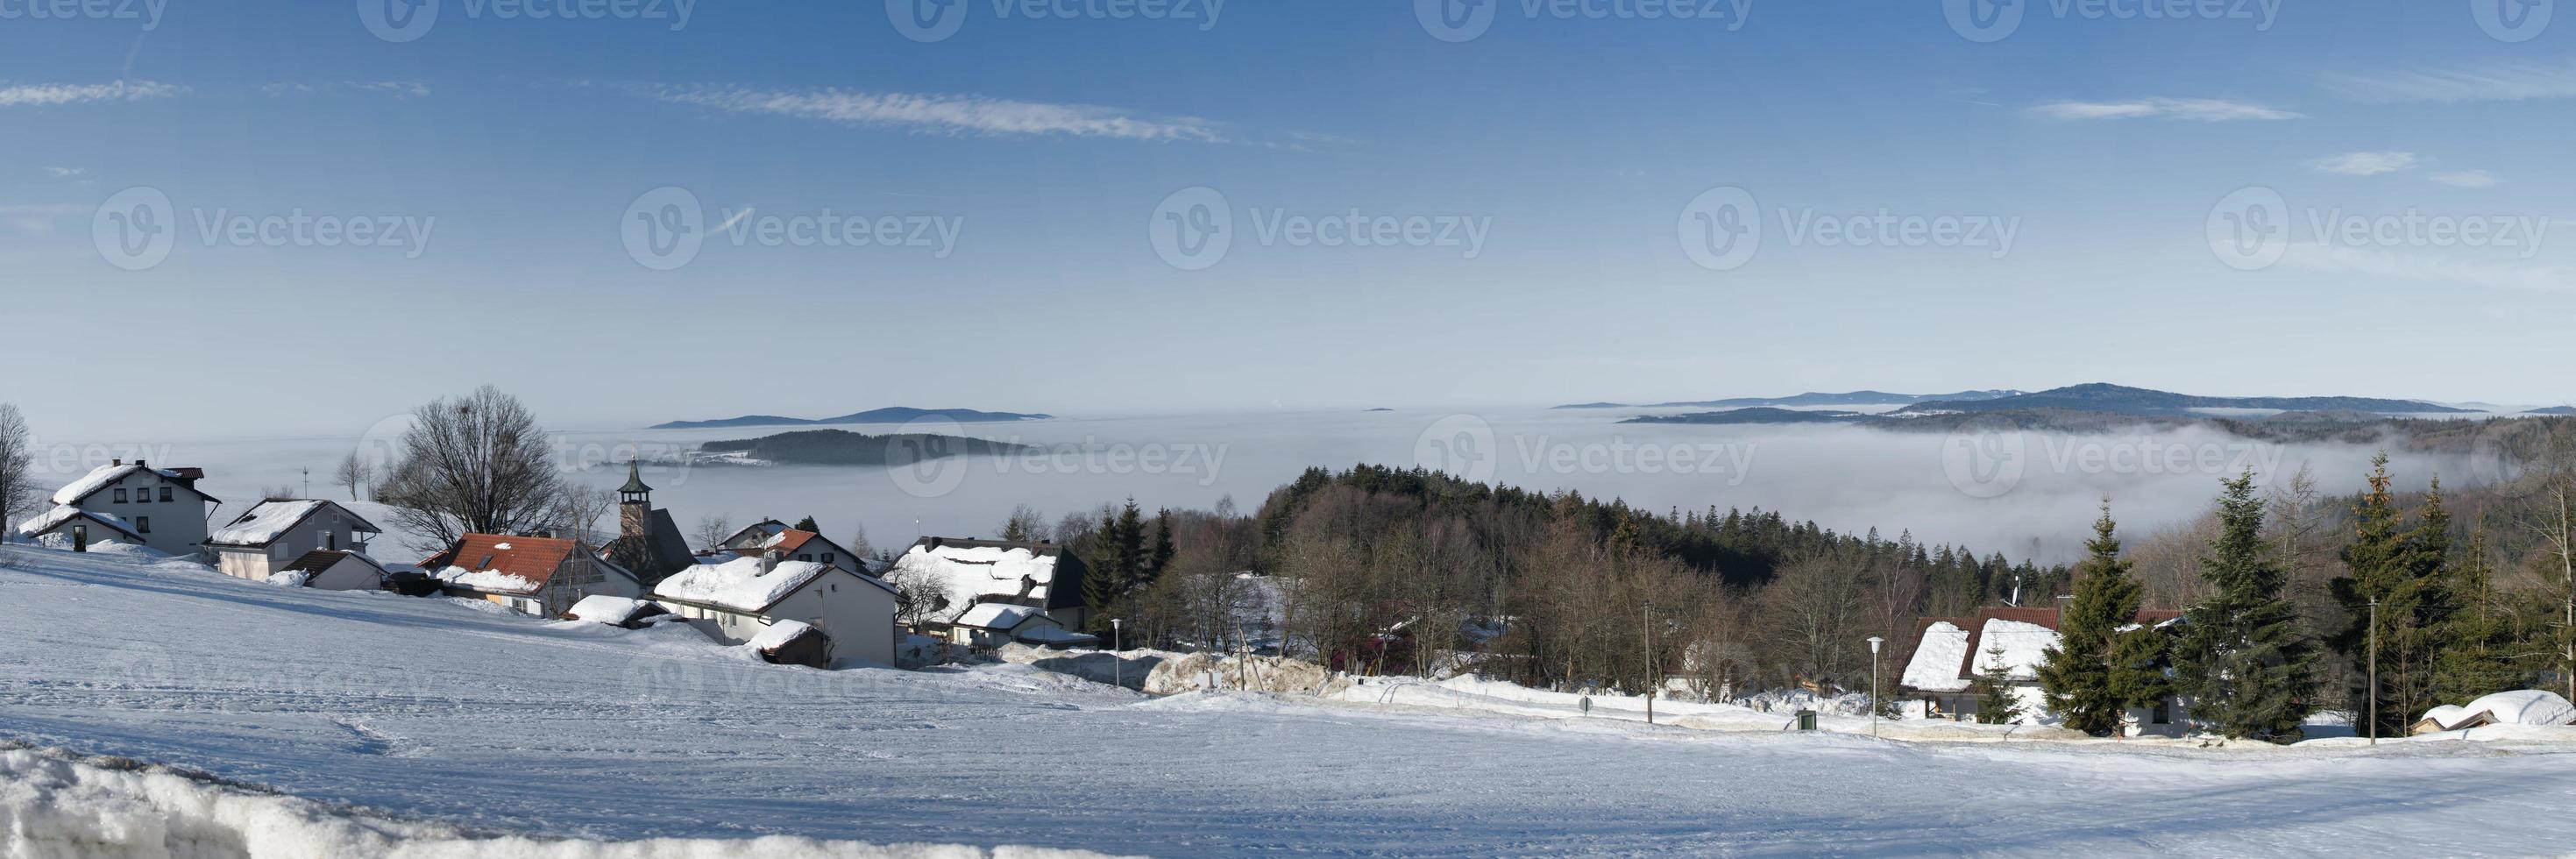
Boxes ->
[4,546,2573,856]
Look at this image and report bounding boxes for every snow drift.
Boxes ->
[0,743,1112,859]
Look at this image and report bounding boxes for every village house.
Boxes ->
[727,528,868,577]
[650,554,899,666]
[272,550,394,592]
[424,534,641,617]
[1898,605,2186,737]
[885,537,1095,645]
[203,500,384,582]
[717,519,791,552]
[594,463,699,586]
[947,601,1095,650]
[17,460,218,557]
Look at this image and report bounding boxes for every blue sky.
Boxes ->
[3,0,2572,437]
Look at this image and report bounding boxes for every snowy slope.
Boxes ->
[6,544,2576,855]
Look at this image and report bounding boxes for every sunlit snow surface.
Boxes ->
[5,545,2576,856]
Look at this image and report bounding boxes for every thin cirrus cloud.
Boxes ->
[264,81,433,98]
[649,86,1228,142]
[2308,151,2418,176]
[2281,245,2571,295]
[2028,97,2303,122]
[0,81,185,107]
[2318,59,2576,103]
[2431,170,2499,188]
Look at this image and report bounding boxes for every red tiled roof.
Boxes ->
[422,535,580,589]
[733,529,825,558]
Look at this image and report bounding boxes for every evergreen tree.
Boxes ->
[2175,471,2320,742]
[1148,508,1177,580]
[2433,527,2523,703]
[2331,456,2456,738]
[2038,502,2145,735]
[792,515,820,534]
[1971,644,2025,725]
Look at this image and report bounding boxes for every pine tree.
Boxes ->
[2038,502,2144,735]
[2434,526,2523,703]
[2175,471,2320,742]
[2331,456,2456,738]
[792,515,820,534]
[1971,644,2025,725]
[1148,508,1177,580]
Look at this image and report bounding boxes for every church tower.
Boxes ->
[618,461,654,539]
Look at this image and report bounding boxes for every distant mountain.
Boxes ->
[1558,390,2022,409]
[1893,384,2472,417]
[653,407,1053,430]
[2525,406,2576,415]
[1622,408,1877,426]
[694,430,1037,466]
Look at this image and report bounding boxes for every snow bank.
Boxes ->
[749,619,817,651]
[0,744,1112,859]
[265,571,313,588]
[1142,653,1347,696]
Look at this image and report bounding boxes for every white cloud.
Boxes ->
[44,167,83,178]
[2281,245,2573,294]
[650,86,1226,142]
[264,81,431,98]
[2431,170,2499,188]
[2308,151,2419,176]
[2319,59,2576,103]
[2029,97,2303,122]
[0,81,185,108]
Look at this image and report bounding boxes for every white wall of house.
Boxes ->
[209,505,374,582]
[660,569,897,665]
[73,472,210,557]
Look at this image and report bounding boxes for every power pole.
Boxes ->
[2367,597,2380,746]
[1642,600,1655,726]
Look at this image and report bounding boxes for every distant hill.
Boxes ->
[653,407,1053,430]
[1558,390,2023,409]
[1622,408,1877,426]
[695,430,1037,466]
[1893,384,2471,417]
[2526,406,2576,415]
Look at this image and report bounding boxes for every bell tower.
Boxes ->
[618,461,654,539]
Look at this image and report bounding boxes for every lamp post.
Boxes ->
[1866,635,1884,739]
[1111,617,1125,690]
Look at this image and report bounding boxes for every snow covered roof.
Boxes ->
[1013,625,1096,645]
[206,500,382,548]
[279,550,387,578]
[1901,621,1973,692]
[49,462,216,507]
[2422,691,2576,731]
[567,595,664,627]
[889,539,1075,622]
[654,556,834,614]
[749,619,820,651]
[954,601,1042,631]
[13,506,144,542]
[1969,619,2057,681]
[434,567,543,595]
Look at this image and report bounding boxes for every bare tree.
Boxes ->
[694,514,734,551]
[1763,550,1871,690]
[999,504,1047,543]
[374,386,568,553]
[2501,426,2576,703]
[333,449,373,501]
[550,485,619,543]
[884,561,950,630]
[847,522,875,562]
[0,404,35,540]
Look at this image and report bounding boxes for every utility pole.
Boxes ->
[1868,635,1885,739]
[2367,596,2380,746]
[1642,600,1655,726]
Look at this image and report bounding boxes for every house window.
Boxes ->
[821,553,835,565]
[113,489,128,503]
[159,487,173,502]
[136,516,151,534]
[797,553,813,562]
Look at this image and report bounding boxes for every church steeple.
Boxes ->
[618,461,654,539]
[618,460,653,505]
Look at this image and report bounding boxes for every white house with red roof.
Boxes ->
[203,500,383,582]
[15,459,218,557]
[424,534,641,617]
[728,528,867,577]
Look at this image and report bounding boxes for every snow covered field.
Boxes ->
[7,545,2576,856]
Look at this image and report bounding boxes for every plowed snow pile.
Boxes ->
[1143,653,1348,696]
[0,744,1110,859]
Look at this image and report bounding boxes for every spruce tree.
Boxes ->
[793,515,820,534]
[2331,457,2456,738]
[1971,644,2025,725]
[2175,471,2320,742]
[2038,502,2144,735]
[2433,527,2523,703]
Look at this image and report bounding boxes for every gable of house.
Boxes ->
[207,500,383,549]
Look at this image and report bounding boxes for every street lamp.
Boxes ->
[1866,635,1885,739]
[1111,617,1125,690]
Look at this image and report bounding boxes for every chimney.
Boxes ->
[760,551,780,574]
[135,459,146,468]
[112,458,123,466]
